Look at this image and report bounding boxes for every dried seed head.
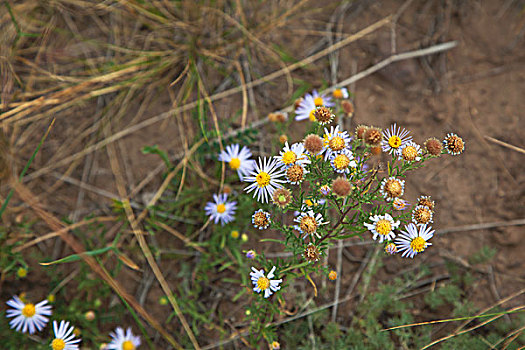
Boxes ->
[332,177,352,197]
[300,215,318,235]
[443,133,465,155]
[286,164,305,184]
[355,125,369,140]
[328,270,337,280]
[384,178,403,199]
[412,205,433,225]
[279,134,288,144]
[342,100,354,117]
[303,134,324,155]
[222,185,232,195]
[268,113,278,122]
[303,243,320,263]
[314,106,334,125]
[424,137,443,156]
[371,146,382,155]
[417,195,435,211]
[364,127,382,146]
[252,210,271,229]
[272,188,292,208]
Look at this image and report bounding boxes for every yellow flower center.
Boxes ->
[282,151,297,164]
[333,89,343,99]
[122,340,136,350]
[375,219,392,235]
[388,135,402,148]
[256,172,270,187]
[22,303,36,317]
[414,207,432,224]
[51,339,66,350]
[309,109,316,121]
[229,157,241,170]
[305,199,313,207]
[402,146,418,161]
[314,96,324,106]
[410,236,427,253]
[257,276,270,290]
[216,204,226,213]
[231,230,239,238]
[333,154,350,169]
[385,179,402,197]
[329,136,346,151]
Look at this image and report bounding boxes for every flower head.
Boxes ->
[51,320,81,350]
[244,157,286,203]
[385,243,397,255]
[294,210,327,239]
[303,134,324,155]
[397,141,422,162]
[272,188,292,209]
[271,341,281,350]
[395,223,434,258]
[380,177,405,202]
[364,127,382,147]
[333,87,349,99]
[303,243,321,263]
[328,270,337,280]
[417,195,435,211]
[332,177,352,197]
[364,213,400,243]
[252,209,271,230]
[313,106,335,125]
[218,144,255,180]
[268,111,288,123]
[250,266,282,298]
[412,205,434,225]
[275,142,310,169]
[392,198,410,211]
[6,295,52,334]
[424,137,443,156]
[204,193,237,225]
[285,164,309,185]
[443,133,465,155]
[330,149,357,175]
[341,100,355,117]
[106,327,141,350]
[246,250,256,259]
[355,125,369,140]
[322,125,352,160]
[319,185,331,196]
[295,90,334,122]
[381,124,412,154]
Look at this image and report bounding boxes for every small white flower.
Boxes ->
[322,125,352,160]
[295,90,334,122]
[333,87,349,99]
[274,142,311,169]
[364,213,400,243]
[329,149,357,175]
[250,266,283,298]
[51,320,81,350]
[252,209,271,230]
[392,198,409,211]
[395,223,434,258]
[244,157,286,203]
[294,210,327,239]
[396,141,422,162]
[204,193,237,225]
[381,123,412,155]
[107,327,141,350]
[6,295,52,334]
[218,144,255,180]
[412,204,434,225]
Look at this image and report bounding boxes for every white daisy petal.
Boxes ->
[243,157,285,204]
[250,266,283,298]
[5,296,52,334]
[204,193,237,226]
[106,326,141,350]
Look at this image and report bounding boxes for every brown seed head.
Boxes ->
[300,216,318,234]
[355,125,369,140]
[364,127,382,146]
[342,100,354,116]
[424,137,442,156]
[443,133,465,155]
[279,134,288,144]
[413,205,433,225]
[286,164,305,183]
[417,195,435,211]
[222,185,232,195]
[332,177,352,197]
[303,244,320,263]
[253,211,270,228]
[384,179,403,198]
[303,134,324,155]
[314,106,334,125]
[272,188,292,209]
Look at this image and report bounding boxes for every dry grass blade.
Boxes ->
[484,135,525,155]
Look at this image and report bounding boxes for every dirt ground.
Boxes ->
[2,0,525,348]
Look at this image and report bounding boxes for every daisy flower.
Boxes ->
[107,327,141,350]
[285,164,309,185]
[322,125,352,160]
[380,177,405,202]
[381,123,412,155]
[395,223,434,258]
[412,205,434,225]
[364,213,400,243]
[332,87,349,99]
[244,157,286,203]
[252,209,271,230]
[250,266,282,298]
[392,198,410,211]
[204,193,237,225]
[274,142,310,169]
[443,133,465,155]
[294,210,327,239]
[6,295,52,334]
[218,144,255,180]
[396,141,422,162]
[295,90,334,121]
[330,149,357,175]
[51,320,81,350]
